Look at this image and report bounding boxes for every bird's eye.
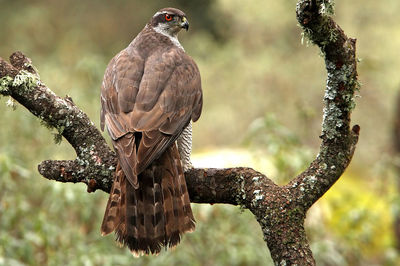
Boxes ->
[165,14,173,21]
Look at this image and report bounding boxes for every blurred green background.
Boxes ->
[1,0,400,265]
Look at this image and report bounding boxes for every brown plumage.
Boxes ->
[100,8,202,255]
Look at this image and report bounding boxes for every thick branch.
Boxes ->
[289,0,360,210]
[0,52,116,191]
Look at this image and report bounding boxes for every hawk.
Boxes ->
[100,7,202,255]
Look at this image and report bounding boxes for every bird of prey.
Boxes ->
[100,7,202,256]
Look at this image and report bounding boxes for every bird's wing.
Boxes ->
[101,47,202,187]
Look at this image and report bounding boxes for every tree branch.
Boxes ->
[290,0,360,210]
[0,1,360,264]
[1,52,117,192]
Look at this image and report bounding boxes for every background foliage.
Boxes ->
[1,0,400,265]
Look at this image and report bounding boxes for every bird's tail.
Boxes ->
[100,143,195,255]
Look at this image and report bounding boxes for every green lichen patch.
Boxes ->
[302,175,317,190]
[319,0,335,16]
[321,60,357,139]
[53,125,65,144]
[0,70,40,96]
[322,103,343,139]
[0,76,13,95]
[6,97,17,110]
[297,0,337,50]
[238,175,246,199]
[300,28,313,47]
[251,189,264,208]
[39,116,67,145]
[12,70,39,90]
[53,133,63,145]
[234,174,248,210]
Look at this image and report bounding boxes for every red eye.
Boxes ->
[165,14,173,21]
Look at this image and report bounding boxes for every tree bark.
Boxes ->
[0,1,359,264]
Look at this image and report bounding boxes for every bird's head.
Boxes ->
[150,8,189,37]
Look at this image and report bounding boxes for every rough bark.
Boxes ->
[0,1,359,264]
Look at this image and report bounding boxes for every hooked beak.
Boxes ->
[181,17,189,31]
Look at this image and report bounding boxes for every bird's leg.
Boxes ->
[177,121,194,172]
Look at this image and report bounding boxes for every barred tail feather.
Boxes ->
[101,164,124,236]
[100,143,195,256]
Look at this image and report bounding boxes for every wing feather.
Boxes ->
[101,44,202,186]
